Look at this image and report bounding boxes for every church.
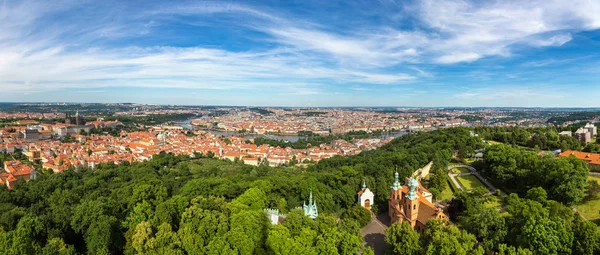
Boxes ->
[357,180,374,211]
[65,111,86,125]
[388,171,448,232]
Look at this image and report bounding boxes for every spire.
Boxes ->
[406,177,418,200]
[392,168,401,191]
[362,180,366,189]
[303,191,318,219]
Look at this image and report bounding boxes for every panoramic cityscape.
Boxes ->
[1,0,600,255]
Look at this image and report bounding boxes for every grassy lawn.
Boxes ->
[450,167,470,174]
[456,175,487,190]
[488,140,502,145]
[575,176,600,224]
[485,196,502,209]
[438,183,454,201]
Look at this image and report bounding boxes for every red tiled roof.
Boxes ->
[559,150,600,165]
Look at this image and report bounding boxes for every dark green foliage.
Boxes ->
[547,112,600,125]
[457,115,484,122]
[104,113,195,126]
[248,108,274,115]
[458,202,507,251]
[448,186,599,255]
[584,179,600,202]
[474,126,582,151]
[572,215,600,255]
[0,152,367,254]
[421,220,485,255]
[482,144,588,205]
[253,130,395,150]
[385,222,421,255]
[342,205,371,227]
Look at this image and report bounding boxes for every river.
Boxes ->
[175,116,407,142]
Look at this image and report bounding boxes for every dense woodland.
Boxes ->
[0,127,598,254]
[473,126,584,151]
[546,111,600,125]
[252,130,388,150]
[479,144,589,205]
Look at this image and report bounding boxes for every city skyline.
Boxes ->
[1,0,600,106]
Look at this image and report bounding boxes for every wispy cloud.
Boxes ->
[453,86,566,102]
[0,0,599,105]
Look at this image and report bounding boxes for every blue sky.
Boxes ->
[1,0,600,107]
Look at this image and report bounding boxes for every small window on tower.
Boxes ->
[413,204,416,209]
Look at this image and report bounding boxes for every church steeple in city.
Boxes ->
[303,190,318,219]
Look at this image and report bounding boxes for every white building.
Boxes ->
[585,123,597,137]
[264,208,285,225]
[357,181,374,211]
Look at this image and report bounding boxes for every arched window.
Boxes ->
[413,204,416,210]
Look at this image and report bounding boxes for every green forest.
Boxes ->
[473,126,584,151]
[252,130,387,150]
[0,127,598,254]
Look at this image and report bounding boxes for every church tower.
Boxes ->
[405,177,420,228]
[388,171,402,222]
[65,112,71,124]
[388,164,449,232]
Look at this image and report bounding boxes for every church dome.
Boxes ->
[408,177,418,187]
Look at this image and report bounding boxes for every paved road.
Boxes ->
[361,214,390,255]
[448,173,463,190]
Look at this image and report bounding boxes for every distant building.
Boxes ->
[55,125,93,137]
[558,131,572,136]
[1,160,37,189]
[575,128,592,143]
[559,150,600,166]
[22,129,40,142]
[388,171,448,232]
[65,111,85,125]
[585,123,597,137]
[242,157,259,166]
[15,120,39,125]
[357,181,374,211]
[303,191,318,219]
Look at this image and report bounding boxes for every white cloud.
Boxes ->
[436,53,481,64]
[415,0,600,63]
[1,0,599,98]
[453,86,566,102]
